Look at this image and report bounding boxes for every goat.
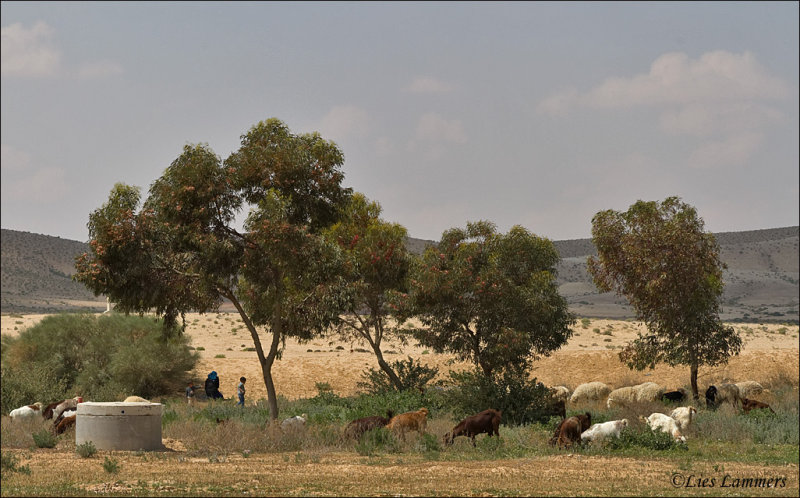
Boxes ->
[280,414,307,433]
[581,419,628,444]
[54,414,77,435]
[386,408,428,440]
[742,398,775,415]
[661,389,687,403]
[9,402,44,422]
[644,412,686,442]
[549,412,591,447]
[443,409,502,447]
[669,406,697,433]
[344,410,394,440]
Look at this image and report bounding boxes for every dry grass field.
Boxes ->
[1,313,798,496]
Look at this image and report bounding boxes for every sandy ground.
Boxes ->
[2,313,797,403]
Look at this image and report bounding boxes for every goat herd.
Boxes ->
[6,379,776,452]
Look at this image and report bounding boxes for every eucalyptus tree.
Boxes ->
[408,221,575,377]
[75,118,352,419]
[324,193,413,390]
[587,196,742,400]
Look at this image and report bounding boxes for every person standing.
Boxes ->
[236,377,246,407]
[186,381,196,405]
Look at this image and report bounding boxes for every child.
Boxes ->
[186,381,195,405]
[236,377,246,407]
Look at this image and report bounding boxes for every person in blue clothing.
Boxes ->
[204,371,224,400]
[236,377,246,407]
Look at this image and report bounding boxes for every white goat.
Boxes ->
[669,406,697,433]
[644,412,686,443]
[580,419,628,444]
[9,402,44,422]
[281,413,307,433]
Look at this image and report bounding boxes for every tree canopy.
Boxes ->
[75,118,352,419]
[587,196,742,399]
[408,221,575,377]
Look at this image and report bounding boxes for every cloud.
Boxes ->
[687,132,763,169]
[1,21,61,77]
[404,76,453,94]
[76,60,124,79]
[314,105,370,142]
[1,144,32,172]
[2,166,69,202]
[539,51,792,115]
[414,112,467,144]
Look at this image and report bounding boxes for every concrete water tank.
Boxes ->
[76,402,164,451]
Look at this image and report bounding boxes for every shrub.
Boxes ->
[32,429,57,448]
[357,356,438,394]
[0,452,31,476]
[354,428,400,456]
[103,456,120,474]
[606,426,687,451]
[1,313,198,404]
[76,441,97,458]
[443,368,557,426]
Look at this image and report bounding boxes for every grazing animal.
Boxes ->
[344,411,394,440]
[742,398,775,415]
[735,381,765,399]
[644,412,686,442]
[55,414,77,435]
[280,414,307,432]
[549,412,591,447]
[661,389,687,403]
[443,409,502,447]
[123,396,150,403]
[569,382,611,405]
[385,408,428,440]
[9,402,44,422]
[42,401,63,420]
[552,415,588,449]
[669,406,697,433]
[581,419,628,444]
[705,384,741,410]
[549,386,571,403]
[45,396,83,422]
[54,409,77,427]
[607,382,665,408]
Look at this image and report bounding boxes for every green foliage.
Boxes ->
[409,221,575,376]
[588,197,742,394]
[32,430,57,449]
[1,452,31,476]
[357,356,439,394]
[103,456,120,474]
[76,441,97,458]
[606,426,687,452]
[354,428,401,456]
[443,368,558,426]
[1,314,198,404]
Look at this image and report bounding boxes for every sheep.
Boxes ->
[581,419,628,444]
[549,386,571,403]
[644,412,686,442]
[735,381,764,399]
[607,382,665,408]
[386,408,428,440]
[123,396,150,403]
[705,384,741,410]
[569,382,611,405]
[669,406,697,433]
[9,402,44,422]
[280,414,307,433]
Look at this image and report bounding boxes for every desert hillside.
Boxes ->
[1,226,798,322]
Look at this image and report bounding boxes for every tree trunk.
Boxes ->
[690,362,699,401]
[372,344,403,391]
[228,291,281,421]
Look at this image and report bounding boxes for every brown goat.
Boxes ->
[443,409,502,447]
[385,408,428,440]
[742,398,775,414]
[54,414,77,435]
[549,412,591,448]
[344,410,394,440]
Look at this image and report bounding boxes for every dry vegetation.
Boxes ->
[1,313,798,496]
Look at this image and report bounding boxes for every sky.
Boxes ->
[2,2,798,243]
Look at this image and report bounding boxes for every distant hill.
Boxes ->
[2,227,797,323]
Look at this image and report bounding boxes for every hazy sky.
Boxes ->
[2,2,798,243]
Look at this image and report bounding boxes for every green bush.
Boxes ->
[354,428,400,456]
[1,313,198,405]
[32,429,57,449]
[76,441,97,458]
[606,426,687,451]
[357,356,438,394]
[1,452,31,476]
[443,368,558,426]
[103,456,120,473]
